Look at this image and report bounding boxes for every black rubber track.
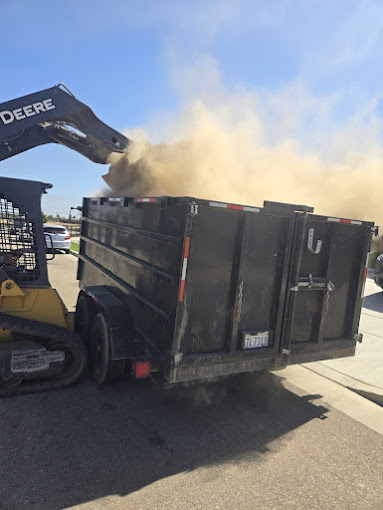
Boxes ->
[0,314,87,397]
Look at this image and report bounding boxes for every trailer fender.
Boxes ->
[81,286,135,360]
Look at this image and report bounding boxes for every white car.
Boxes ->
[44,224,71,254]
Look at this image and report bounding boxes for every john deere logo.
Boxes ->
[0,98,56,126]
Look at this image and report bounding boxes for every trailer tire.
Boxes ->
[74,292,96,345]
[90,312,125,385]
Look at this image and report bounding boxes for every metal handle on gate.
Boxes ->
[307,228,322,254]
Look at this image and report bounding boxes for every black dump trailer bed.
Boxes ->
[76,196,376,385]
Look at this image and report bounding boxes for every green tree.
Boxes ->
[41,212,55,223]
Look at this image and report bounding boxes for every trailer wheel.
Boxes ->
[90,312,126,385]
[74,292,96,345]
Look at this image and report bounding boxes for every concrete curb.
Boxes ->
[303,362,383,407]
[69,250,79,257]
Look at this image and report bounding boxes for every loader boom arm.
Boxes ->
[0,84,130,164]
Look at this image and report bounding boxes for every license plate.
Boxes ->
[242,332,270,349]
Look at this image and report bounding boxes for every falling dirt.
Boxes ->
[103,99,382,227]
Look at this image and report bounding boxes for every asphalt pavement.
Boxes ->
[1,360,383,510]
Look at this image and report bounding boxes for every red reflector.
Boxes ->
[179,279,186,302]
[364,267,368,283]
[65,235,71,240]
[132,361,151,379]
[339,219,351,223]
[184,236,190,258]
[227,204,244,210]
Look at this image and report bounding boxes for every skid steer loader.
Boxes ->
[0,84,130,395]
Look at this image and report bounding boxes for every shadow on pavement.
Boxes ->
[0,372,328,510]
[362,291,383,312]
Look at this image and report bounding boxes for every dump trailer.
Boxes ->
[75,196,377,385]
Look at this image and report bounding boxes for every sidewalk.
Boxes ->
[303,270,383,406]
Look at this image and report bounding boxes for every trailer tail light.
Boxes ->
[131,361,151,379]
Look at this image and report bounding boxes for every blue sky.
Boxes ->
[1,0,383,216]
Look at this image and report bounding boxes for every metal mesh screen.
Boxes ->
[0,196,40,284]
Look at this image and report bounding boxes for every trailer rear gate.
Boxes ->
[77,197,373,384]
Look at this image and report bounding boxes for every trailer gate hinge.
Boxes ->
[174,352,183,365]
[353,333,363,344]
[190,203,198,217]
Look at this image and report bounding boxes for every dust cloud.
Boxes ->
[103,96,383,226]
